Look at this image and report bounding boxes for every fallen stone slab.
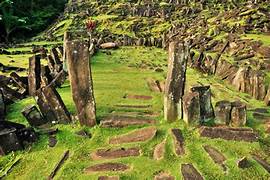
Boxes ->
[114,104,152,109]
[0,84,25,102]
[21,105,47,127]
[100,42,119,49]
[109,127,157,144]
[124,94,153,100]
[91,147,140,160]
[171,129,185,156]
[85,163,129,173]
[199,126,258,142]
[10,72,28,95]
[154,172,175,180]
[100,115,156,128]
[203,145,227,171]
[252,155,270,173]
[48,150,69,180]
[181,164,204,180]
[98,176,119,180]
[153,139,166,160]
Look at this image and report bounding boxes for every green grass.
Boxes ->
[1,46,270,180]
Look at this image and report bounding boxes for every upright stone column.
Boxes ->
[0,89,5,120]
[66,40,96,127]
[164,41,189,122]
[28,55,41,96]
[231,101,247,127]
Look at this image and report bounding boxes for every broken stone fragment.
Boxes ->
[181,163,204,180]
[171,129,185,156]
[164,41,189,122]
[10,72,28,95]
[237,157,250,169]
[231,101,247,127]
[153,139,166,160]
[183,91,200,125]
[215,100,232,125]
[21,105,47,127]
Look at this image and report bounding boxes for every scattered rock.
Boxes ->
[154,172,175,180]
[85,163,129,173]
[153,139,166,160]
[91,147,140,160]
[203,145,227,171]
[237,157,250,169]
[49,136,57,147]
[100,115,156,128]
[109,127,157,144]
[181,164,204,180]
[171,129,185,156]
[75,130,91,138]
[199,126,258,142]
[100,42,119,49]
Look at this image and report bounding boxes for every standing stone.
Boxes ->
[183,92,200,125]
[264,87,270,106]
[28,55,41,96]
[215,101,232,125]
[0,89,5,120]
[191,86,215,122]
[21,105,47,127]
[35,83,71,124]
[66,40,96,127]
[231,101,247,127]
[164,41,189,122]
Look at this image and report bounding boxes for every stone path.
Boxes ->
[91,147,140,160]
[203,145,227,171]
[171,129,185,156]
[100,115,156,128]
[181,164,204,180]
[85,163,130,173]
[109,127,157,144]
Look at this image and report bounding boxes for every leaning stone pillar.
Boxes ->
[164,41,189,122]
[28,55,41,96]
[66,40,96,127]
[0,89,5,120]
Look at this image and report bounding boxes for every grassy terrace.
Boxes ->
[0,46,270,179]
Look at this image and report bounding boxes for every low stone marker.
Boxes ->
[66,40,96,127]
[109,127,157,144]
[36,83,71,124]
[203,145,227,171]
[215,101,232,125]
[183,92,200,125]
[171,129,185,156]
[231,101,247,127]
[91,147,140,160]
[199,126,258,142]
[153,139,166,160]
[181,164,204,180]
[28,55,41,96]
[164,41,189,122]
[0,89,5,120]
[100,115,156,128]
[21,105,47,127]
[85,163,129,173]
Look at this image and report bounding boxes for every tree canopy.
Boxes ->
[0,0,67,43]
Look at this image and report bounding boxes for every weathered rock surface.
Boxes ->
[183,92,200,125]
[100,42,119,49]
[237,157,250,169]
[91,147,140,160]
[100,115,156,128]
[231,101,247,127]
[21,105,47,127]
[171,129,185,156]
[181,164,204,180]
[199,126,258,142]
[109,127,157,144]
[203,145,227,171]
[164,42,189,122]
[66,40,96,127]
[124,94,153,100]
[154,172,175,180]
[215,101,232,125]
[98,176,119,180]
[28,55,41,96]
[0,89,5,120]
[85,163,129,173]
[153,139,166,160]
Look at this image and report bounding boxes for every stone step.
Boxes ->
[181,164,204,180]
[91,147,140,160]
[171,129,185,156]
[110,111,160,118]
[199,126,258,142]
[100,115,156,128]
[109,127,157,144]
[123,94,153,100]
[85,163,130,173]
[114,104,152,109]
[203,145,227,171]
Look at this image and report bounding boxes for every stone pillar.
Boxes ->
[164,41,189,122]
[21,105,47,127]
[63,32,72,73]
[66,40,96,127]
[28,55,41,96]
[191,85,215,122]
[215,101,232,125]
[183,92,200,125]
[265,86,270,106]
[231,101,247,127]
[35,83,71,124]
[0,89,5,120]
